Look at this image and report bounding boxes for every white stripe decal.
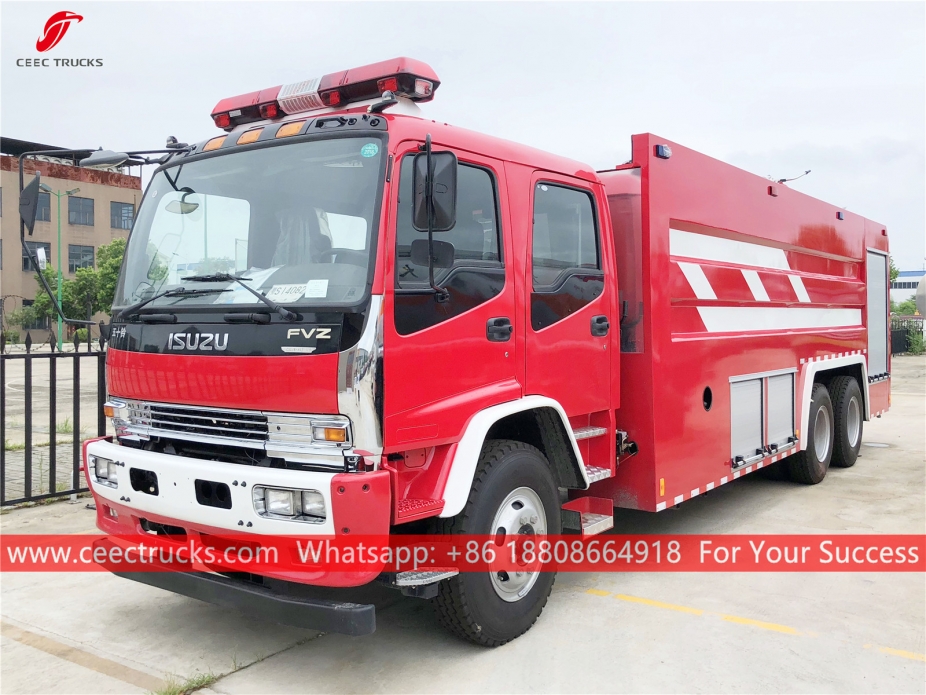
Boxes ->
[788,274,812,303]
[742,270,770,302]
[697,307,862,333]
[670,229,790,270]
[677,262,717,300]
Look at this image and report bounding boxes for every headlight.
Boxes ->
[90,455,118,488]
[266,489,296,516]
[252,486,326,523]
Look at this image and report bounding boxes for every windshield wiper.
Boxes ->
[182,273,300,321]
[117,287,229,321]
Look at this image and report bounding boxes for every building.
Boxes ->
[0,137,142,343]
[890,269,925,306]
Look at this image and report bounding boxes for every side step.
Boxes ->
[584,465,612,483]
[573,426,607,441]
[561,497,614,536]
[395,568,459,586]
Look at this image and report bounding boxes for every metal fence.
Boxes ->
[891,316,924,355]
[0,331,107,505]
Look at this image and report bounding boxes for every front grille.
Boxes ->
[116,400,351,465]
[146,404,269,443]
[124,401,270,449]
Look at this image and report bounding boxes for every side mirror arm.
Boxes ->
[419,135,450,302]
[18,152,97,327]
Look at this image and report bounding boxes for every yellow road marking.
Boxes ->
[585,588,611,597]
[586,589,922,659]
[613,593,704,616]
[876,646,926,662]
[720,614,800,635]
[0,620,167,692]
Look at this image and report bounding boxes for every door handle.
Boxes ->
[591,315,610,337]
[487,317,513,342]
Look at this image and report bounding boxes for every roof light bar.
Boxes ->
[210,57,440,129]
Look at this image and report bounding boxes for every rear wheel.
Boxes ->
[432,439,560,647]
[788,383,834,485]
[830,376,863,468]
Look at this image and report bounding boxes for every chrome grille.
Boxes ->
[114,400,352,462]
[147,404,268,442]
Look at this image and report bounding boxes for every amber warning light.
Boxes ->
[210,57,440,131]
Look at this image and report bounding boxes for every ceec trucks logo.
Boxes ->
[15,10,102,68]
[36,10,83,52]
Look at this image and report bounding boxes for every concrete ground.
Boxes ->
[1,355,923,694]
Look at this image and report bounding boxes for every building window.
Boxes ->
[110,201,135,230]
[36,192,51,222]
[68,196,94,226]
[22,241,51,272]
[68,245,94,273]
[21,300,49,331]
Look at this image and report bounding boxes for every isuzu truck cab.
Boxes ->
[73,58,890,645]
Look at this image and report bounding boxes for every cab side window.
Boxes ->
[394,155,504,335]
[530,183,603,330]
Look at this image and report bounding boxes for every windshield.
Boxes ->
[116,136,384,310]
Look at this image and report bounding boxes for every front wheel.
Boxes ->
[432,439,560,646]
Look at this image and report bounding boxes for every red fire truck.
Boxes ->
[69,58,889,645]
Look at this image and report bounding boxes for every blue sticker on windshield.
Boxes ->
[360,143,379,158]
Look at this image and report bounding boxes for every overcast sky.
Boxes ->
[2,1,923,267]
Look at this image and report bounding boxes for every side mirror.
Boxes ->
[79,149,132,169]
[410,239,455,268]
[19,173,41,235]
[412,150,457,232]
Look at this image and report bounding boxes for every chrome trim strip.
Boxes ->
[338,294,384,456]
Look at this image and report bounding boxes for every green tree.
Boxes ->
[96,237,127,311]
[889,257,899,283]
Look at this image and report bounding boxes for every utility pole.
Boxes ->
[39,184,80,351]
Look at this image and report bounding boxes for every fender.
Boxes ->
[439,395,590,518]
[797,354,868,451]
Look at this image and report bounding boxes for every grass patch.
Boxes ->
[4,438,83,451]
[55,417,73,434]
[151,671,218,695]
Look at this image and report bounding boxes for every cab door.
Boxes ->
[383,143,519,448]
[525,174,612,465]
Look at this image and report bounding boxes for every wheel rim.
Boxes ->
[847,396,861,448]
[814,405,832,463]
[489,487,546,603]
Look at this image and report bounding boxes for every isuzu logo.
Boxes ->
[167,332,228,351]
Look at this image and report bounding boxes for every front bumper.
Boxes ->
[96,538,376,636]
[84,438,391,586]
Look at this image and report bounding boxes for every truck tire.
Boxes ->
[432,439,561,647]
[788,383,834,485]
[829,376,863,468]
